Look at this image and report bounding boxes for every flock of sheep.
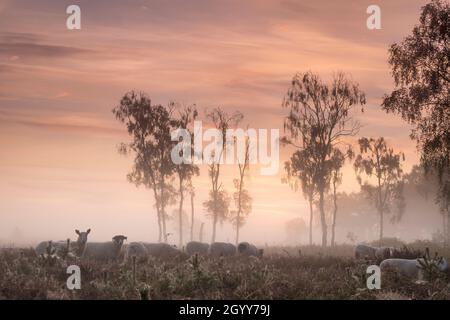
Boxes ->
[34,229,263,262]
[35,229,449,282]
[355,244,449,281]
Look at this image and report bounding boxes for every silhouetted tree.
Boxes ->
[231,136,252,245]
[283,148,318,245]
[283,72,366,246]
[113,91,177,242]
[382,0,450,231]
[204,107,243,243]
[353,137,406,243]
[172,104,199,248]
[330,148,346,247]
[187,181,196,241]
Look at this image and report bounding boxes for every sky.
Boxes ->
[0,0,435,245]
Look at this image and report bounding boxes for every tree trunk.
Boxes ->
[211,213,217,243]
[331,181,337,247]
[308,197,313,246]
[318,188,327,247]
[152,188,162,243]
[178,178,184,248]
[199,222,204,242]
[160,183,168,243]
[190,192,194,241]
[379,208,384,244]
[235,215,240,247]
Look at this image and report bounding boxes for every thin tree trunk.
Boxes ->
[190,192,194,241]
[331,180,337,247]
[309,197,313,246]
[178,177,184,248]
[319,188,327,247]
[211,213,217,243]
[199,222,204,242]
[152,188,162,242]
[160,181,168,243]
[376,155,384,244]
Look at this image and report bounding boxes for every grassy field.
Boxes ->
[1,242,449,300]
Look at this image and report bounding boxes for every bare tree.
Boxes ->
[353,137,406,243]
[282,72,366,246]
[113,91,177,242]
[204,107,243,243]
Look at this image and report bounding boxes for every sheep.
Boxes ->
[237,242,264,258]
[375,246,395,260]
[82,235,127,262]
[124,242,148,261]
[380,258,449,280]
[141,242,181,258]
[354,244,377,259]
[209,242,236,257]
[186,241,209,256]
[35,229,91,257]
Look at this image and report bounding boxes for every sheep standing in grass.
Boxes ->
[142,243,181,258]
[375,247,395,260]
[124,242,148,261]
[35,229,91,257]
[209,242,236,257]
[354,244,377,259]
[186,241,209,256]
[380,257,449,280]
[237,242,264,258]
[82,235,127,262]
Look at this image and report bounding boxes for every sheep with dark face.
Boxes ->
[186,241,209,256]
[209,242,236,257]
[82,235,127,262]
[237,242,264,258]
[35,229,91,257]
[380,257,448,280]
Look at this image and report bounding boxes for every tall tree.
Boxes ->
[187,181,196,241]
[172,104,199,248]
[204,107,243,243]
[282,72,366,246]
[113,91,177,243]
[329,148,346,247]
[283,148,318,245]
[382,0,450,227]
[231,136,252,245]
[353,137,406,242]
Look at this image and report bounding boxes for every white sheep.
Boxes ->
[209,242,236,257]
[124,241,148,261]
[186,241,209,256]
[82,235,127,262]
[35,229,91,257]
[380,258,449,280]
[141,242,180,258]
[237,242,264,257]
